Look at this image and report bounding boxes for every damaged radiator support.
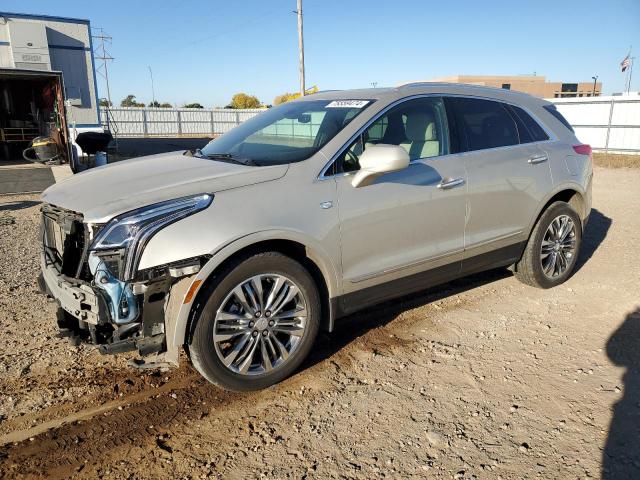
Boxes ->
[97,274,195,367]
[97,277,170,356]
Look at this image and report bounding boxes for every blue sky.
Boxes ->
[4,0,640,106]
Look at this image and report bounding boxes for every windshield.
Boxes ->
[200,99,372,166]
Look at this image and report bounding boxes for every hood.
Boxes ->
[42,151,288,223]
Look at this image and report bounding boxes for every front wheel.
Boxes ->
[188,252,320,391]
[514,201,582,289]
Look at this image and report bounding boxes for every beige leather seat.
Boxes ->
[400,113,439,160]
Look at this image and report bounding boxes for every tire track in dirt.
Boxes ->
[0,367,243,479]
[0,361,182,436]
[0,368,197,446]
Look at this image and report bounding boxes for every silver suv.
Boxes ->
[40,84,592,391]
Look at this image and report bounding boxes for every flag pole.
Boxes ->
[626,46,633,93]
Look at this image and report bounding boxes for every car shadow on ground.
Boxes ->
[575,208,612,273]
[304,267,511,369]
[603,308,640,479]
[0,200,41,212]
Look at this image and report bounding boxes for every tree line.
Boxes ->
[100,87,319,110]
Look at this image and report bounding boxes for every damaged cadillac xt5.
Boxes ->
[39,83,592,391]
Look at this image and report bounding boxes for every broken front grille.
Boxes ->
[42,204,87,278]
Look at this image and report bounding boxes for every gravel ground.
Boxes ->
[0,166,638,479]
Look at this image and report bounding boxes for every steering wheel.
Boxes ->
[343,149,360,172]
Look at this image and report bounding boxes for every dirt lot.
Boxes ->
[0,166,638,479]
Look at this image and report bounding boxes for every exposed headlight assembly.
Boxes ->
[91,194,213,281]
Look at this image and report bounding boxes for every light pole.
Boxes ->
[591,75,598,97]
[296,0,305,96]
[148,66,156,106]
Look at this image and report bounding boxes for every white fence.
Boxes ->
[100,107,264,137]
[101,97,640,154]
[550,96,640,153]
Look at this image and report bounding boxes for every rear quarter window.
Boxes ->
[543,105,574,133]
[510,105,550,142]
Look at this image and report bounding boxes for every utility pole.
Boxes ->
[92,28,114,107]
[591,75,598,97]
[148,66,156,106]
[296,0,305,96]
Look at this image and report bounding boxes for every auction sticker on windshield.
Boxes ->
[325,100,370,109]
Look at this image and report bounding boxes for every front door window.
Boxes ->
[336,97,450,173]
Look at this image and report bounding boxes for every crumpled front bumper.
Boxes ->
[40,251,189,366]
[40,252,104,325]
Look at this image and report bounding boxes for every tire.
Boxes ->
[514,201,582,289]
[189,252,320,391]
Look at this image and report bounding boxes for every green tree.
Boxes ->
[147,101,172,108]
[229,93,261,109]
[120,95,145,107]
[183,102,204,109]
[99,98,112,107]
[273,86,318,105]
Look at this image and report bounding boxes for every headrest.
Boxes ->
[404,113,437,142]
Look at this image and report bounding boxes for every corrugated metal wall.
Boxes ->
[551,96,640,153]
[101,108,265,137]
[0,14,99,126]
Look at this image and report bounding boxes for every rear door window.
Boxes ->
[447,97,520,151]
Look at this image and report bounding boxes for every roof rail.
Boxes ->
[397,81,534,97]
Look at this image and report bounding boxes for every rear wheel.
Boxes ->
[189,252,320,391]
[514,201,582,289]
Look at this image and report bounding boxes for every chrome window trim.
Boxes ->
[317,93,558,181]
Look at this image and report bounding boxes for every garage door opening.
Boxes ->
[0,69,69,165]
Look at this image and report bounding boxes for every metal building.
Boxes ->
[0,11,101,164]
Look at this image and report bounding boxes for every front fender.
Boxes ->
[167,229,341,348]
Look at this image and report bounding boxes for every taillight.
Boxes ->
[573,144,592,156]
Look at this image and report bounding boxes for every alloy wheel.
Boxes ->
[540,214,577,278]
[213,274,308,375]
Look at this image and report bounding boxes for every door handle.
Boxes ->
[528,154,548,164]
[437,177,465,190]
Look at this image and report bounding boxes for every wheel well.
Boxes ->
[185,240,331,345]
[534,189,586,233]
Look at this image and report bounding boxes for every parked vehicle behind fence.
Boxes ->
[38,83,592,391]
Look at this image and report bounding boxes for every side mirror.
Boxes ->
[351,144,410,188]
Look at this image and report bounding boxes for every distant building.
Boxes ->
[0,11,101,164]
[424,75,602,98]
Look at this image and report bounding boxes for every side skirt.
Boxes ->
[334,242,526,319]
